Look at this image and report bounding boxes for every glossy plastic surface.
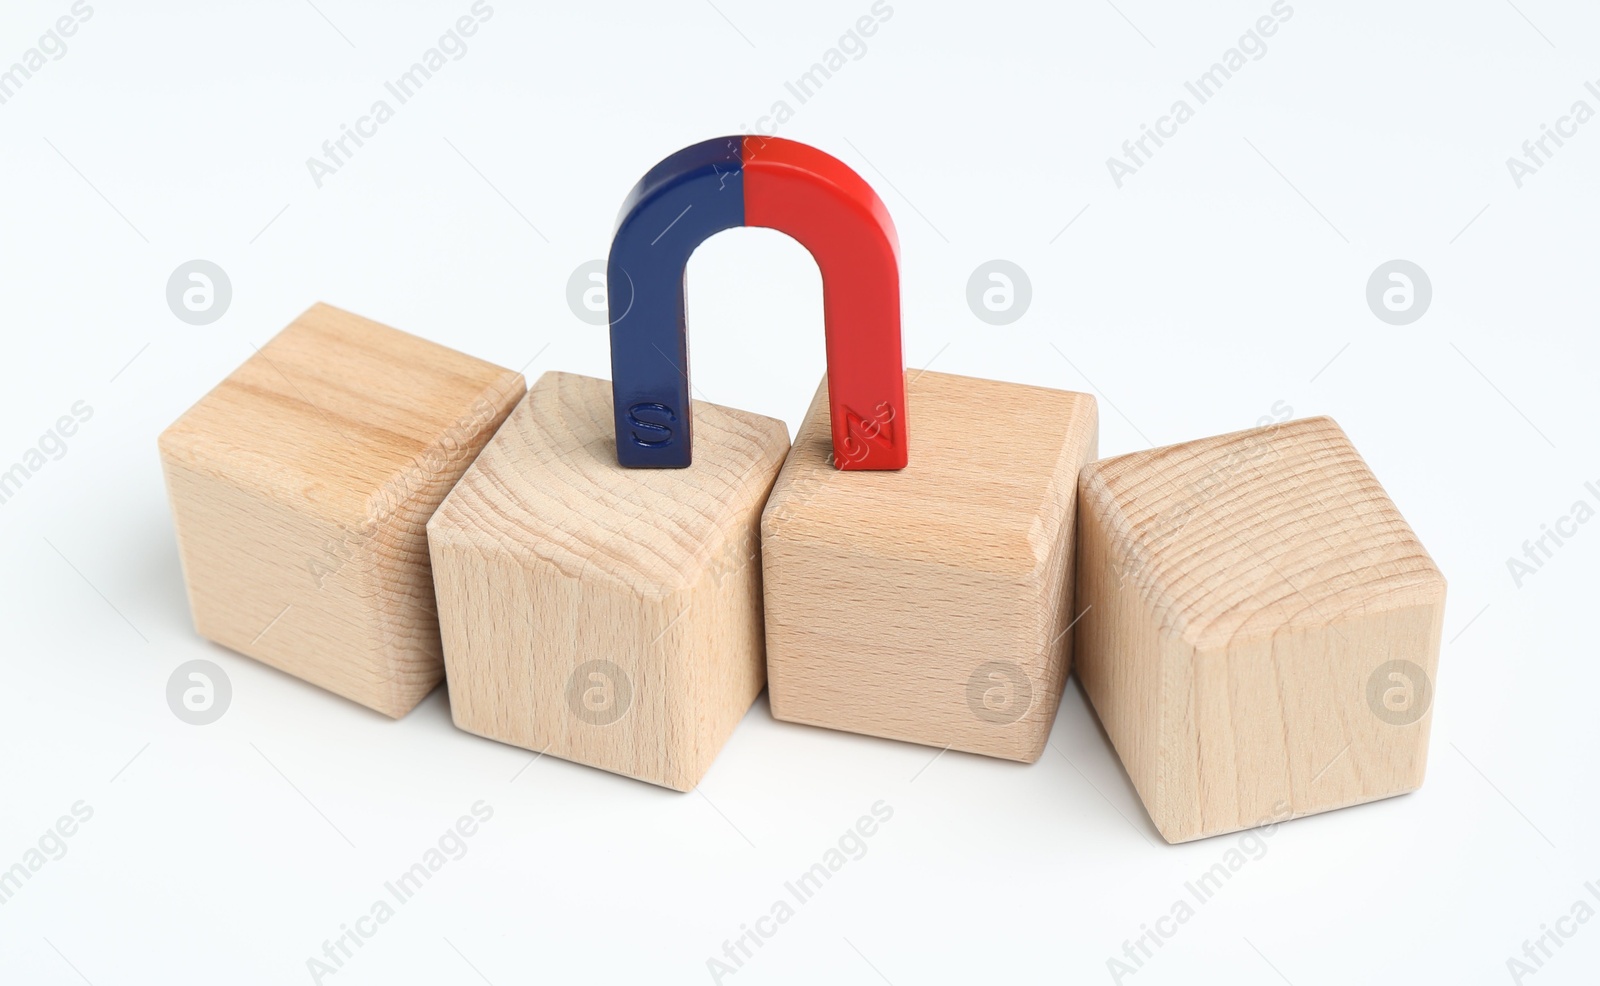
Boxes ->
[606,136,906,470]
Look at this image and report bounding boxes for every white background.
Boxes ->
[1,1,1597,983]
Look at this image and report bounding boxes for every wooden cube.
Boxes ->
[761,371,1098,761]
[1074,416,1446,843]
[427,371,789,791]
[158,303,524,717]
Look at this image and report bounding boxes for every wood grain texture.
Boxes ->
[158,302,524,717]
[1074,416,1446,843]
[427,371,789,791]
[761,370,1098,761]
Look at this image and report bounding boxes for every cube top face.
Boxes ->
[761,370,1098,761]
[429,371,790,596]
[764,371,1098,576]
[159,303,525,526]
[1080,416,1445,651]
